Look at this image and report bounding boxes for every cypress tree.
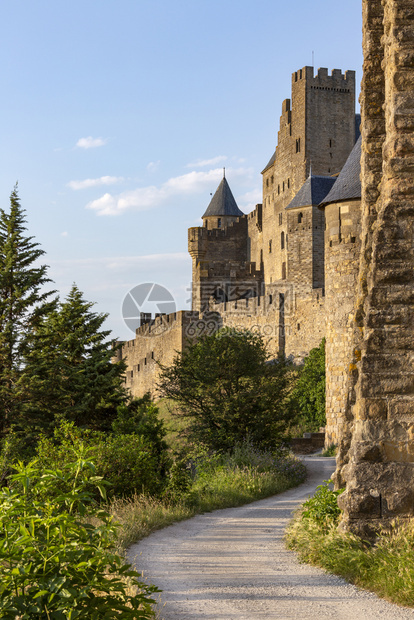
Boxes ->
[0,186,55,435]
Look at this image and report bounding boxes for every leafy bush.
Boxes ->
[158,328,292,452]
[0,450,158,618]
[288,338,326,433]
[36,420,169,500]
[301,479,344,526]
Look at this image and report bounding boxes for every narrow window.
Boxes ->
[279,213,283,225]
[283,181,285,192]
[269,294,273,305]
[281,231,285,250]
[278,184,280,195]
[217,218,222,228]
[298,212,303,224]
[269,239,272,253]
[271,175,274,184]
[329,139,332,148]
[287,178,290,188]
[282,262,287,279]
[266,178,269,187]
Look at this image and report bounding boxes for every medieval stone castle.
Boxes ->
[118,0,414,537]
[118,64,362,454]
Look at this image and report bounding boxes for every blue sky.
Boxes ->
[0,0,363,340]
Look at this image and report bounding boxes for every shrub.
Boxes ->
[158,328,292,452]
[0,451,158,618]
[36,420,169,500]
[288,338,326,433]
[301,479,344,526]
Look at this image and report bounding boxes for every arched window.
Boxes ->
[298,212,303,224]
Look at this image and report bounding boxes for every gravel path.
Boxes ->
[128,456,414,619]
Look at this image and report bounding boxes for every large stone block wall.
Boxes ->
[338,0,414,536]
[323,199,362,451]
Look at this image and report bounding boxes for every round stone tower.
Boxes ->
[319,135,362,474]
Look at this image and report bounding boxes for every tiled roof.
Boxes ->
[261,150,276,173]
[202,177,244,218]
[320,136,361,205]
[285,175,336,210]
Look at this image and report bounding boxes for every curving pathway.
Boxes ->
[128,456,414,619]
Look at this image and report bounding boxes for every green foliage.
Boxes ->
[301,479,344,526]
[0,186,56,436]
[158,328,292,452]
[36,420,169,500]
[113,395,168,457]
[288,338,326,432]
[112,445,307,550]
[0,452,158,618]
[287,508,414,607]
[20,284,127,435]
[321,444,337,457]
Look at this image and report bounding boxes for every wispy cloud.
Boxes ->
[86,167,253,216]
[147,160,160,172]
[76,136,107,149]
[60,231,68,237]
[186,155,227,168]
[237,187,262,210]
[67,176,125,191]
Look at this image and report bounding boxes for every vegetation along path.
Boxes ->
[128,456,414,620]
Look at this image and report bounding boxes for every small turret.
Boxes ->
[202,170,244,230]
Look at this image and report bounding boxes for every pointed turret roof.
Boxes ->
[202,176,244,218]
[319,136,361,206]
[285,175,336,210]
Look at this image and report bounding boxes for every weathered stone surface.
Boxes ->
[338,0,414,534]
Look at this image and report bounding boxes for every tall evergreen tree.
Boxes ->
[0,187,55,435]
[20,284,127,434]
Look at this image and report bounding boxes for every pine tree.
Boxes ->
[21,284,127,434]
[0,187,55,435]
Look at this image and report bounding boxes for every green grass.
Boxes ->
[287,501,414,607]
[111,449,306,553]
[156,398,191,451]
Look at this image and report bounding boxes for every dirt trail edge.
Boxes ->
[127,456,414,619]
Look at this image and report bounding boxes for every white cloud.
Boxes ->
[61,231,68,237]
[76,136,107,149]
[67,176,125,191]
[86,166,254,216]
[237,187,262,211]
[147,160,160,172]
[186,155,227,168]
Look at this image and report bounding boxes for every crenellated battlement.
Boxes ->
[293,66,355,89]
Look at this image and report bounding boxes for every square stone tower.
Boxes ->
[259,66,356,285]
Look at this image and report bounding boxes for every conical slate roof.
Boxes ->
[320,136,361,206]
[202,177,244,218]
[285,175,336,210]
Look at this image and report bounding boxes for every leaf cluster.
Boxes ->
[157,328,292,452]
[0,452,158,618]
